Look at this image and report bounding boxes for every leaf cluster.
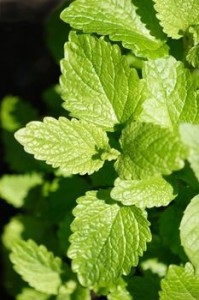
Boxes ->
[1,0,199,299]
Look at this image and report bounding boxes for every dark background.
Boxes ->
[0,1,67,298]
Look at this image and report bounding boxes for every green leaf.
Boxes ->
[0,95,38,132]
[111,176,176,208]
[160,263,199,299]
[0,173,43,208]
[57,281,91,300]
[180,195,199,274]
[16,288,50,300]
[2,216,47,251]
[15,117,119,175]
[180,123,199,181]
[187,45,199,68]
[107,278,132,300]
[186,25,199,67]
[115,122,187,179]
[60,32,142,130]
[68,190,151,288]
[154,0,199,39]
[139,57,199,128]
[10,240,63,294]
[60,0,168,59]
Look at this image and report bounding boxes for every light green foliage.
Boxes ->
[139,57,199,128]
[180,123,199,181]
[2,216,47,251]
[0,173,42,208]
[186,25,199,67]
[60,32,141,130]
[180,195,199,274]
[160,263,199,299]
[2,0,199,298]
[15,117,119,175]
[115,122,187,179]
[57,282,91,300]
[107,279,132,300]
[16,288,50,300]
[68,190,151,288]
[187,45,199,68]
[154,0,199,38]
[111,176,176,208]
[10,240,63,294]
[60,0,168,59]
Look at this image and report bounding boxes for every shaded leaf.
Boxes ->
[0,173,43,208]
[115,122,187,179]
[180,195,199,274]
[180,123,199,181]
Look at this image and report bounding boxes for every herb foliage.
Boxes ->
[1,0,199,299]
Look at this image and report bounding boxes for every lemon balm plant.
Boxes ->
[2,0,199,299]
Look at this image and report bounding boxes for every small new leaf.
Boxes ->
[61,0,168,59]
[139,57,199,128]
[10,240,63,294]
[180,123,199,181]
[160,263,199,299]
[111,176,176,208]
[68,190,151,288]
[180,195,199,274]
[60,32,141,130]
[154,0,199,38]
[115,122,187,179]
[15,117,119,175]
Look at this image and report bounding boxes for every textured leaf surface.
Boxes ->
[0,173,42,208]
[180,195,199,274]
[61,0,168,59]
[154,0,199,38]
[180,123,199,181]
[10,240,63,294]
[15,117,119,175]
[160,263,199,299]
[115,122,186,179]
[68,190,151,288]
[60,32,141,130]
[139,57,199,128]
[111,176,176,208]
